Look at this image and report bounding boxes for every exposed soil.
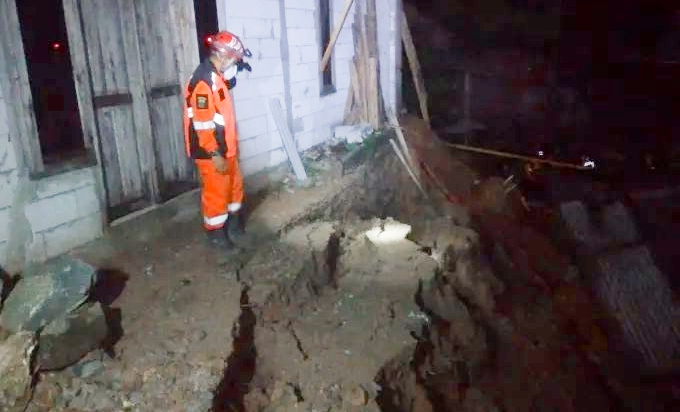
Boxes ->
[11,118,678,412]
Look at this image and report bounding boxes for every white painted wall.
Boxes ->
[217,0,401,172]
[0,89,103,273]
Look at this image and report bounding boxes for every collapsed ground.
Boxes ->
[2,118,677,411]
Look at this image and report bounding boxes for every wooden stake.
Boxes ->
[444,142,593,171]
[463,70,471,144]
[319,0,355,72]
[387,110,415,168]
[400,9,430,125]
[343,79,355,121]
[368,57,380,128]
[389,138,427,197]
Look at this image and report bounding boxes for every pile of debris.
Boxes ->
[0,256,117,412]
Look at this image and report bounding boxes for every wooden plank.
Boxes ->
[269,98,307,182]
[62,0,108,220]
[463,70,471,143]
[135,0,197,200]
[400,9,430,125]
[343,76,355,121]
[0,0,43,173]
[117,0,159,203]
[78,0,155,216]
[320,0,355,72]
[387,110,415,168]
[365,0,378,58]
[367,57,380,128]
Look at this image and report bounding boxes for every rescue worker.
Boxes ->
[183,31,250,250]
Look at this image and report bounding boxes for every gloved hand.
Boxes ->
[211,154,227,174]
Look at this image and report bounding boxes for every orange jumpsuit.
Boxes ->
[183,60,244,231]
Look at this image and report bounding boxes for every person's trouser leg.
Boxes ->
[196,159,235,249]
[225,156,246,239]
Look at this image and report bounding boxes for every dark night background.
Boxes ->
[15,0,679,172]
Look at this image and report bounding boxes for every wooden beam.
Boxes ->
[400,10,430,125]
[319,0,355,72]
[389,138,427,197]
[269,98,308,181]
[0,0,44,173]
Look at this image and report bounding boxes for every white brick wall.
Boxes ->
[217,0,400,174]
[0,88,103,273]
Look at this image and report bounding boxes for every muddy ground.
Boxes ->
[13,122,678,412]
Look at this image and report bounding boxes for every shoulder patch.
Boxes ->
[218,89,226,101]
[196,94,209,109]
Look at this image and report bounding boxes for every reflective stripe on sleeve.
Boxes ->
[213,113,225,125]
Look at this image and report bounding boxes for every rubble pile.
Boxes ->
[0,256,116,412]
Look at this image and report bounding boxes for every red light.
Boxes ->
[50,41,63,52]
[204,35,213,47]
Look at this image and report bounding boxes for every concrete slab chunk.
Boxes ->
[0,255,96,333]
[36,302,108,371]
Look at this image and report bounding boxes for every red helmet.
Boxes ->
[209,31,245,60]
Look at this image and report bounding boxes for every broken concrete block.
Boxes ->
[36,302,108,371]
[0,256,96,333]
[334,124,373,144]
[0,332,37,412]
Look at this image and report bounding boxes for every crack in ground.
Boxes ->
[212,285,257,412]
[286,321,309,361]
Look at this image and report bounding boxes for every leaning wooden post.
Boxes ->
[400,9,430,126]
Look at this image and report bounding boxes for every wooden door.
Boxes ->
[74,0,159,220]
[134,0,200,202]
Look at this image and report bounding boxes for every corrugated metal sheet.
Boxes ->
[593,246,680,372]
[559,200,639,256]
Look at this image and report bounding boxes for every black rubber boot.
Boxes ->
[227,210,247,241]
[205,228,237,251]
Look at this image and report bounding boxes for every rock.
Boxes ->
[0,256,96,333]
[0,332,37,412]
[36,302,108,371]
[334,124,374,144]
[343,384,368,406]
[73,359,105,379]
[30,380,62,411]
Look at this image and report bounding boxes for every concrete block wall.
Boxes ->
[217,0,289,176]
[218,0,401,175]
[282,0,355,152]
[0,89,103,273]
